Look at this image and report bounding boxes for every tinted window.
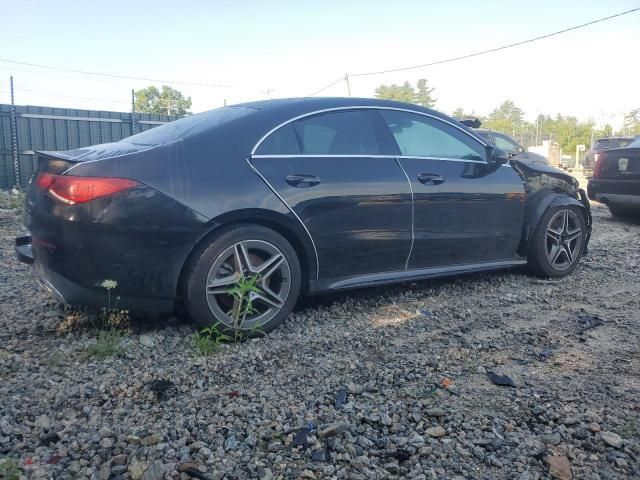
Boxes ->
[476,131,492,142]
[295,111,380,155]
[380,110,484,161]
[627,138,640,148]
[493,133,520,153]
[256,123,301,155]
[594,138,632,149]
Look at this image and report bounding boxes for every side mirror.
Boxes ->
[485,146,510,165]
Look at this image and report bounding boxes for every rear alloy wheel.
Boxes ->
[185,225,301,335]
[528,205,585,278]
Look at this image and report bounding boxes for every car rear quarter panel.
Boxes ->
[27,185,210,303]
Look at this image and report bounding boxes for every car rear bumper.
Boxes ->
[588,179,640,208]
[15,232,177,312]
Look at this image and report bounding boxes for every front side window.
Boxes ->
[493,133,521,154]
[380,110,484,161]
[294,111,381,155]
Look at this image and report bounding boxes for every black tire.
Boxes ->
[527,205,586,278]
[608,204,639,219]
[184,224,302,335]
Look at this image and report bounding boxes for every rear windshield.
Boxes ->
[122,106,253,146]
[594,138,632,150]
[627,138,640,148]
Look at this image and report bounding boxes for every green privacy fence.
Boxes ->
[0,104,180,188]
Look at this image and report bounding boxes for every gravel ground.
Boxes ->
[1,191,639,480]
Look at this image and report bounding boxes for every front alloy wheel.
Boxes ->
[544,209,583,271]
[528,205,586,278]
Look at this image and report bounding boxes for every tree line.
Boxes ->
[374,79,640,155]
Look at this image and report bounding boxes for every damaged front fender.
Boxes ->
[513,159,592,256]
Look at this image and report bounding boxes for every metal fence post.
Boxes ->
[131,89,137,135]
[9,76,20,188]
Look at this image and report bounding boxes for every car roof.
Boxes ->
[230,97,455,122]
[595,136,636,141]
[121,97,487,150]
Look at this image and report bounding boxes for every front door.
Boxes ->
[377,109,525,268]
[251,109,412,278]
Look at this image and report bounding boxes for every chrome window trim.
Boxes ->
[250,106,489,156]
[252,154,487,164]
[398,155,486,164]
[395,158,414,270]
[245,158,320,279]
[252,154,396,159]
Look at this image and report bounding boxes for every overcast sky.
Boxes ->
[1,0,638,128]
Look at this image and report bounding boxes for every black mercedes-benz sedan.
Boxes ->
[16,98,592,334]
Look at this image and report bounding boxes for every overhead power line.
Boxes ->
[307,76,344,96]
[351,7,640,77]
[0,57,235,88]
[10,85,181,106]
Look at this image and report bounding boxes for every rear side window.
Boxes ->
[380,110,485,161]
[256,123,301,155]
[294,111,381,155]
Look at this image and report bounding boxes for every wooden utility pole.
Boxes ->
[344,74,351,97]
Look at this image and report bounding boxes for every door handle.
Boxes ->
[285,174,322,187]
[417,173,445,185]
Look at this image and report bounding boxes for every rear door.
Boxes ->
[378,109,525,268]
[250,109,412,279]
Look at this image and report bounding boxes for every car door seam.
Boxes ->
[245,157,320,279]
[395,158,414,270]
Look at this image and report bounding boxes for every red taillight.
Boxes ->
[35,173,139,205]
[593,151,605,178]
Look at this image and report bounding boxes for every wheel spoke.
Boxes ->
[563,244,574,264]
[566,230,582,243]
[256,253,284,279]
[206,273,240,295]
[231,242,255,276]
[550,244,564,265]
[251,289,284,309]
[562,210,569,233]
[546,227,562,242]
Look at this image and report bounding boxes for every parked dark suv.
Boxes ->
[588,136,640,217]
[584,137,637,170]
[16,98,592,335]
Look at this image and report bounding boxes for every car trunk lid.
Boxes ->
[26,142,156,213]
[594,148,640,180]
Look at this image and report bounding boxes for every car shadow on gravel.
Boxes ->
[295,267,531,313]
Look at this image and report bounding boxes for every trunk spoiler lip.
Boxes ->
[35,142,161,175]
